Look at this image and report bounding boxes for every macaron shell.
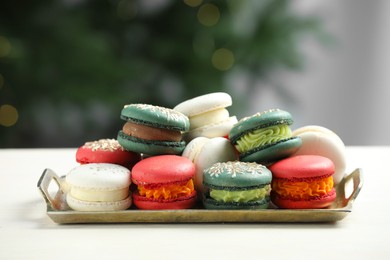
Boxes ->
[182,137,238,193]
[292,125,346,184]
[269,155,335,179]
[66,194,132,211]
[240,137,302,165]
[203,161,272,188]
[189,108,229,130]
[131,155,195,185]
[117,131,186,156]
[132,192,197,210]
[174,92,232,117]
[76,141,141,167]
[181,137,209,162]
[229,109,293,144]
[183,116,237,142]
[66,163,131,189]
[121,103,190,131]
[271,189,336,209]
[203,197,270,210]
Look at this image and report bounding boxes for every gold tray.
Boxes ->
[37,168,363,224]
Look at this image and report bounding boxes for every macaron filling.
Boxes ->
[209,185,271,203]
[272,175,334,200]
[69,186,130,202]
[189,108,229,130]
[122,121,182,142]
[137,179,195,201]
[235,125,292,153]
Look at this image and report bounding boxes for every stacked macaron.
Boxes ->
[202,161,272,209]
[117,104,190,156]
[229,109,302,165]
[174,92,238,142]
[61,91,348,212]
[66,163,132,211]
[269,155,337,209]
[131,155,197,210]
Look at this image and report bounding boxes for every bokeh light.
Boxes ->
[197,4,220,27]
[183,0,203,8]
[0,104,19,127]
[211,48,235,71]
[0,36,11,58]
[117,0,138,20]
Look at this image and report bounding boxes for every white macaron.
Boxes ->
[174,92,237,142]
[65,163,132,211]
[182,137,238,193]
[292,125,347,185]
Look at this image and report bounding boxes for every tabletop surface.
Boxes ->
[0,146,387,259]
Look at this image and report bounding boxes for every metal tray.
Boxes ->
[37,168,363,224]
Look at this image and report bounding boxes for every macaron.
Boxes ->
[65,163,132,211]
[117,103,190,156]
[229,109,302,165]
[76,138,141,169]
[202,161,272,209]
[292,125,346,185]
[269,155,336,209]
[182,137,238,193]
[131,155,197,210]
[174,92,238,142]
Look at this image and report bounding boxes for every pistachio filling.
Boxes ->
[209,185,271,203]
[235,125,292,153]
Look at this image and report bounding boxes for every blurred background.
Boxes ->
[1,0,389,148]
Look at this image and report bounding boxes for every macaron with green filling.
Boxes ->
[202,161,272,209]
[229,109,301,165]
[117,103,190,156]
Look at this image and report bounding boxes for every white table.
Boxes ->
[0,147,387,259]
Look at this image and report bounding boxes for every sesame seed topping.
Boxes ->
[83,139,124,151]
[207,161,266,178]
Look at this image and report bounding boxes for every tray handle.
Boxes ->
[337,168,363,208]
[37,168,67,211]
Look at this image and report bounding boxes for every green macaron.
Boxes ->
[229,109,301,165]
[117,103,190,156]
[202,161,272,209]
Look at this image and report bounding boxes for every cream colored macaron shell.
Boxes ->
[66,163,132,211]
[292,125,346,184]
[182,137,238,193]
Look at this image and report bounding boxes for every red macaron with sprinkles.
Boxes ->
[269,155,336,209]
[131,155,197,210]
[76,139,141,169]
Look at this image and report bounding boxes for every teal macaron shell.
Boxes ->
[229,109,293,144]
[120,104,190,131]
[203,161,272,190]
[240,137,302,164]
[117,131,186,156]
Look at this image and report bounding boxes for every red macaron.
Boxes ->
[269,155,336,209]
[76,139,141,169]
[131,155,197,210]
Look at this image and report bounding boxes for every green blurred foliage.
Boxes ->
[0,0,326,147]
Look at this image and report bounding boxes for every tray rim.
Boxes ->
[37,168,363,224]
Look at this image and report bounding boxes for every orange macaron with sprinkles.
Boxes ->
[269,155,336,209]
